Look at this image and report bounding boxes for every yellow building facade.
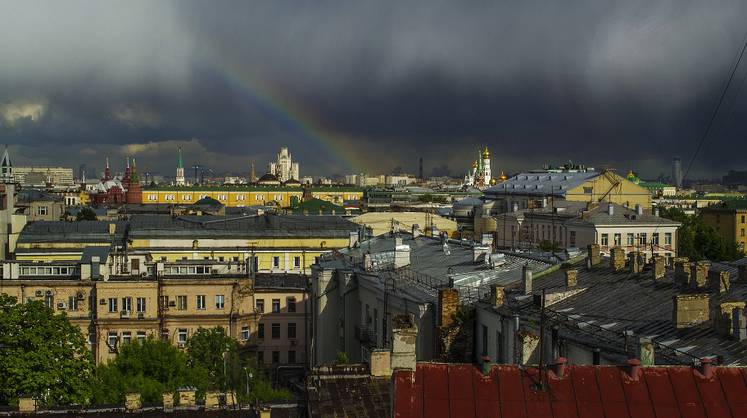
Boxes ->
[140,186,363,208]
[701,203,747,253]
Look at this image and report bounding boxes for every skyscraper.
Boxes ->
[672,157,683,189]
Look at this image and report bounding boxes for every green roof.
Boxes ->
[638,181,672,190]
[288,198,350,214]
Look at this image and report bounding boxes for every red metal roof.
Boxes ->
[393,362,747,418]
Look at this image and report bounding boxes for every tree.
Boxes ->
[186,327,237,391]
[660,207,744,261]
[0,294,94,407]
[92,338,207,404]
[76,207,98,221]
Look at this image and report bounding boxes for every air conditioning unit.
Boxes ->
[137,312,145,319]
[99,299,107,305]
[76,291,85,300]
[120,310,131,318]
[45,290,53,296]
[35,290,43,297]
[57,302,67,310]
[168,301,176,307]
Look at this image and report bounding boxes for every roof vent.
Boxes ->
[626,358,641,381]
[550,357,568,378]
[698,357,714,379]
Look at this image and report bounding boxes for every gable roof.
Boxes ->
[393,362,747,418]
[486,170,599,197]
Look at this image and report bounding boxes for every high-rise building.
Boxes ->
[175,147,186,186]
[672,157,683,189]
[267,147,300,183]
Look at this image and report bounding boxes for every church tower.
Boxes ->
[103,157,112,182]
[482,146,492,185]
[1,146,13,183]
[175,147,186,186]
[126,158,142,204]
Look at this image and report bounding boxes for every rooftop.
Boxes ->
[485,170,600,197]
[307,364,390,418]
[144,184,364,192]
[254,274,308,290]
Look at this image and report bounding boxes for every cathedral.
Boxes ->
[464,147,505,189]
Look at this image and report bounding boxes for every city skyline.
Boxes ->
[1,1,747,179]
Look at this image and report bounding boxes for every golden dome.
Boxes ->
[482,146,490,158]
[498,171,508,181]
[472,160,478,168]
[489,178,497,185]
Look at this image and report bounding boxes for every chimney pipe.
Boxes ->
[635,204,643,216]
[550,357,568,378]
[481,356,492,375]
[699,357,714,379]
[522,263,533,295]
[626,358,641,381]
[732,307,747,341]
[608,204,614,215]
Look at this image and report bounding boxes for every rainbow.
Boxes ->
[208,57,368,173]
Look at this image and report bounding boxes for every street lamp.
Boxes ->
[242,367,253,396]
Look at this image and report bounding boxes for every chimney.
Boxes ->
[610,247,626,272]
[369,349,392,377]
[108,222,116,235]
[411,224,421,239]
[698,358,714,379]
[511,202,519,213]
[732,307,747,341]
[652,255,666,280]
[438,288,459,328]
[481,233,494,246]
[522,264,533,295]
[162,392,174,412]
[738,265,747,282]
[473,245,491,263]
[708,270,730,294]
[626,359,641,381]
[674,258,691,286]
[550,357,568,379]
[395,236,403,246]
[587,244,601,266]
[177,387,196,407]
[635,204,643,216]
[716,301,746,336]
[393,241,411,269]
[607,203,614,215]
[490,284,505,308]
[654,207,660,217]
[541,197,548,208]
[637,337,655,366]
[125,393,142,411]
[363,253,373,271]
[564,268,578,287]
[349,231,359,248]
[689,261,710,289]
[628,252,642,274]
[673,293,710,328]
[391,314,417,371]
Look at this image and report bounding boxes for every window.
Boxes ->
[569,231,576,247]
[481,325,488,356]
[665,233,672,245]
[652,233,660,246]
[137,331,146,343]
[68,296,78,311]
[742,215,746,223]
[177,328,188,344]
[197,295,206,310]
[136,297,146,313]
[600,233,608,246]
[122,297,133,312]
[272,299,280,313]
[272,351,280,364]
[241,326,250,341]
[108,298,118,313]
[614,233,621,246]
[640,233,647,245]
[583,186,593,194]
[257,351,264,364]
[122,331,132,345]
[256,299,265,313]
[258,323,265,339]
[287,297,296,313]
[288,350,296,363]
[627,233,635,246]
[215,295,225,310]
[271,323,280,339]
[293,256,301,268]
[742,228,746,237]
[272,256,280,269]
[107,331,118,352]
[37,206,48,216]
[288,322,296,339]
[177,295,187,310]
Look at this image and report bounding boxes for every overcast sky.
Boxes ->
[1,0,746,179]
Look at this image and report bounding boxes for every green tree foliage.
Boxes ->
[92,338,208,404]
[538,239,561,253]
[417,194,447,204]
[660,207,744,261]
[75,207,98,221]
[0,294,94,407]
[186,327,237,391]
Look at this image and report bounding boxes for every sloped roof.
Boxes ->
[307,364,391,418]
[485,170,599,197]
[289,198,346,214]
[393,362,747,418]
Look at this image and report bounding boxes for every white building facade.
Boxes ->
[268,147,300,182]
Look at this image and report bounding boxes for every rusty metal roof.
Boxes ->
[394,362,747,418]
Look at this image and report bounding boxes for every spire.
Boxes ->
[1,145,12,183]
[130,158,139,183]
[178,147,183,169]
[103,156,112,181]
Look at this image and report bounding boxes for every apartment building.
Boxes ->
[701,201,747,253]
[252,274,308,368]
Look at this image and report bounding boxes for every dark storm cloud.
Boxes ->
[1,0,746,178]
